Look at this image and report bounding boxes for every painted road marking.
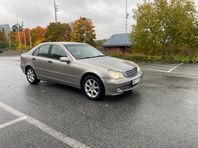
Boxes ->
[141,63,183,73]
[141,67,168,73]
[0,116,27,129]
[142,67,198,77]
[0,101,89,148]
[142,63,179,69]
[167,63,183,73]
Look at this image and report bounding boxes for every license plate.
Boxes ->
[132,77,140,85]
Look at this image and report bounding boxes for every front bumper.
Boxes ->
[103,73,143,96]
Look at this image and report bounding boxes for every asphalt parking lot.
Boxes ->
[0,56,198,148]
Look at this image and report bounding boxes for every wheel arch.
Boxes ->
[80,72,105,92]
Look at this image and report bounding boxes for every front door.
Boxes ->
[48,45,79,86]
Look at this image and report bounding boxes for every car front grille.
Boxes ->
[125,67,138,78]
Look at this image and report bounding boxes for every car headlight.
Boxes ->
[108,70,125,79]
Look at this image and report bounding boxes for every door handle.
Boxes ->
[48,60,53,64]
[32,57,36,60]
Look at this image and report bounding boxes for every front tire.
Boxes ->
[26,67,40,85]
[83,75,105,100]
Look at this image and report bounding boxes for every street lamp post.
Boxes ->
[54,0,58,22]
[125,0,129,33]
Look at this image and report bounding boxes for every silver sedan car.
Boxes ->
[20,42,142,100]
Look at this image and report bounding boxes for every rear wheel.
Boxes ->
[83,75,105,100]
[26,67,40,85]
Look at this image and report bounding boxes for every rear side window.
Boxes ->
[38,45,50,57]
[50,45,67,60]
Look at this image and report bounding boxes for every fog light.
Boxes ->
[117,88,122,93]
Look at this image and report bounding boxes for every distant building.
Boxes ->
[103,33,132,51]
[0,24,10,39]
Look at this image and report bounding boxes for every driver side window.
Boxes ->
[50,45,67,60]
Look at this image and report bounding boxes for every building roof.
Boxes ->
[103,33,132,47]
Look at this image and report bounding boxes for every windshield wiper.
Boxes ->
[80,55,105,59]
[95,55,105,57]
[80,56,94,59]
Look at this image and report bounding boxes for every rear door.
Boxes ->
[31,44,51,79]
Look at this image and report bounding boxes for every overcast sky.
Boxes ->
[0,0,197,39]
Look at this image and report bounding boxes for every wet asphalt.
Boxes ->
[0,56,198,148]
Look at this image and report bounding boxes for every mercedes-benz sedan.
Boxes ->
[20,42,142,100]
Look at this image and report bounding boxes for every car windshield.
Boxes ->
[64,44,105,60]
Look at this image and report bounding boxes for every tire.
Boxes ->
[83,75,105,100]
[26,67,40,85]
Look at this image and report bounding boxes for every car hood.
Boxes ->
[80,56,137,72]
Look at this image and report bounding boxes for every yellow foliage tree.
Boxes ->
[46,22,71,42]
[31,26,47,46]
[71,17,96,46]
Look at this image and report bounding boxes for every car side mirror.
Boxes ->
[60,57,70,63]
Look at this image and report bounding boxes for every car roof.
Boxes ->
[39,42,86,46]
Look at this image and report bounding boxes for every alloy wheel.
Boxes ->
[84,79,100,98]
[27,68,35,83]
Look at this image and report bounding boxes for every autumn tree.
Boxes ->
[9,31,18,48]
[131,0,198,56]
[71,17,96,46]
[31,26,47,46]
[46,22,71,42]
[0,31,6,43]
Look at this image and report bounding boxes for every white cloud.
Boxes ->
[0,0,197,39]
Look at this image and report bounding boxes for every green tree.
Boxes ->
[12,24,23,32]
[71,17,96,46]
[0,30,8,48]
[46,22,71,42]
[131,0,198,55]
[195,28,198,45]
[95,39,106,50]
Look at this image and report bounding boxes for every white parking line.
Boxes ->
[0,116,27,129]
[142,63,179,68]
[141,63,183,73]
[167,63,183,73]
[0,101,89,148]
[141,67,168,73]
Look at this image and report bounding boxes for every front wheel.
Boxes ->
[83,76,105,100]
[26,67,40,85]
